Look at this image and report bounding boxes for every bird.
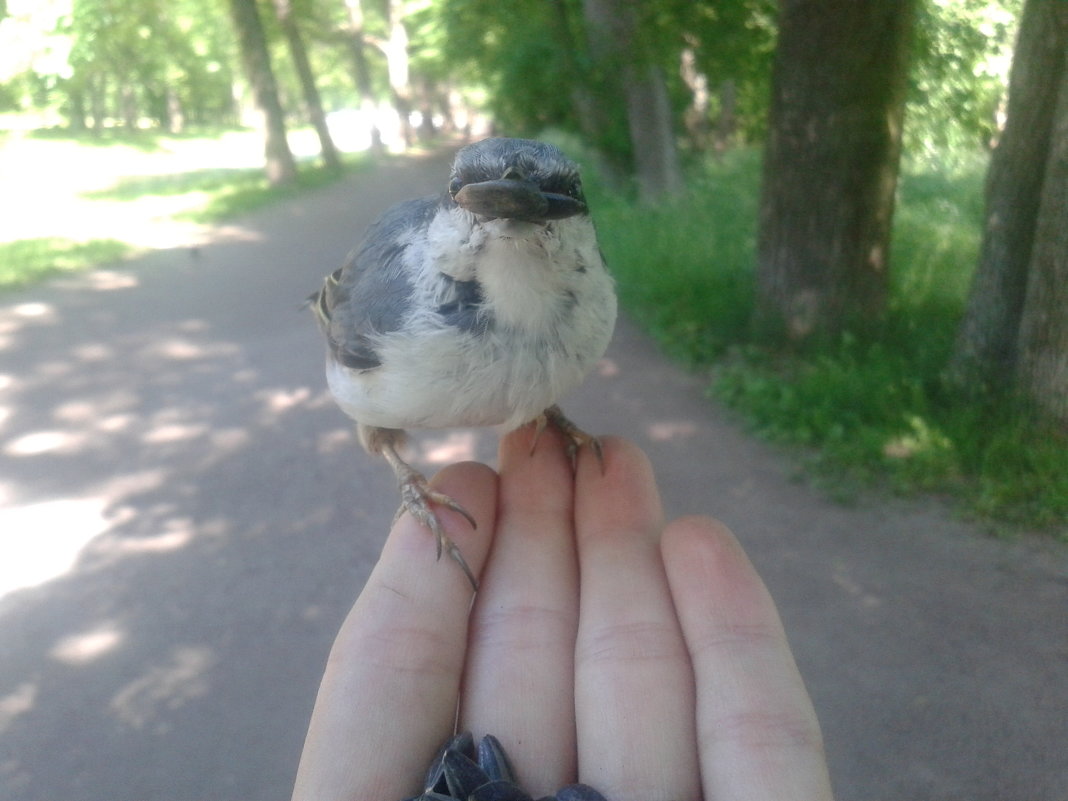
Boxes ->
[309,137,617,588]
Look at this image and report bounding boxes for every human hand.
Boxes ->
[291,426,834,801]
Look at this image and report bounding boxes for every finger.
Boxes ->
[460,424,580,797]
[661,517,834,801]
[291,461,498,801]
[573,438,701,801]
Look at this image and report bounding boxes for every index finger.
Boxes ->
[291,460,498,801]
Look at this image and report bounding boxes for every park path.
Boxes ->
[1,152,1066,801]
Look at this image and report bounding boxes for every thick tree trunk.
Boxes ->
[755,0,914,342]
[948,0,1068,392]
[1015,49,1068,427]
[273,0,342,171]
[228,0,298,186]
[581,0,682,201]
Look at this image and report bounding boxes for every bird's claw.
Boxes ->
[395,472,479,591]
[531,405,605,473]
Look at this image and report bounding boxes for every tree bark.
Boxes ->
[228,0,298,186]
[948,0,1068,392]
[1015,43,1068,428]
[624,63,684,202]
[343,0,384,154]
[273,0,342,171]
[755,0,914,342]
[680,47,712,152]
[546,0,624,186]
[581,0,682,201]
[384,0,414,149]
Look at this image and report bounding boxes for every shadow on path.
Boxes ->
[1,152,1066,801]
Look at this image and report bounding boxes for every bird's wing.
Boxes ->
[311,197,438,370]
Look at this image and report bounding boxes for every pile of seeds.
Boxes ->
[401,731,609,801]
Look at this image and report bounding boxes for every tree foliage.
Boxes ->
[908,0,1021,158]
[0,0,1019,171]
[437,0,775,156]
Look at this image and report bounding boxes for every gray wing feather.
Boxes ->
[311,197,437,370]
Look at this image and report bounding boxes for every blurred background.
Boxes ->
[2,0,1064,526]
[2,1,1067,799]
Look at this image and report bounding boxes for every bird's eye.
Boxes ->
[568,179,584,199]
[448,178,462,197]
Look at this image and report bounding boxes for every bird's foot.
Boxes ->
[531,405,605,472]
[367,426,478,591]
[393,468,479,590]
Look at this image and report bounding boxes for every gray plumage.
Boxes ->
[309,138,617,588]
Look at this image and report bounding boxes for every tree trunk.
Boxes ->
[228,0,298,186]
[88,73,107,133]
[547,0,625,186]
[384,0,414,149]
[947,0,1068,392]
[67,86,87,131]
[624,63,684,202]
[581,0,682,201]
[1015,43,1068,427]
[273,0,342,171]
[680,47,712,152]
[343,0,384,154]
[714,79,737,152]
[755,0,914,342]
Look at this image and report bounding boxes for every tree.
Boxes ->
[1016,63,1068,427]
[907,0,1021,157]
[228,0,298,186]
[948,0,1068,407]
[340,0,384,153]
[272,0,341,171]
[755,0,915,343]
[383,0,414,148]
[580,0,682,201]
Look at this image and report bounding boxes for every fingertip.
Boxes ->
[381,460,499,595]
[294,461,499,801]
[577,434,649,475]
[661,515,757,593]
[661,515,741,565]
[430,460,500,530]
[499,421,572,474]
[574,436,663,536]
[497,423,576,514]
[660,515,786,645]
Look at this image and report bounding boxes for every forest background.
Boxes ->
[1,0,1065,533]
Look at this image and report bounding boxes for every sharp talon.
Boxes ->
[385,444,478,589]
[590,436,606,474]
[529,414,549,456]
[536,405,604,474]
[446,539,479,591]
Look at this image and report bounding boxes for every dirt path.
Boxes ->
[1,153,1066,801]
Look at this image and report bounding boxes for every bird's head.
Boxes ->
[447,138,587,224]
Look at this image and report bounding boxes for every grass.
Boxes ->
[0,238,134,289]
[81,160,358,223]
[4,126,1064,532]
[0,125,363,290]
[590,148,1068,535]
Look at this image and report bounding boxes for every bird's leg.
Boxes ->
[359,425,479,590]
[530,405,605,472]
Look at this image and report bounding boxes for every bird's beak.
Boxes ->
[454,178,586,222]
